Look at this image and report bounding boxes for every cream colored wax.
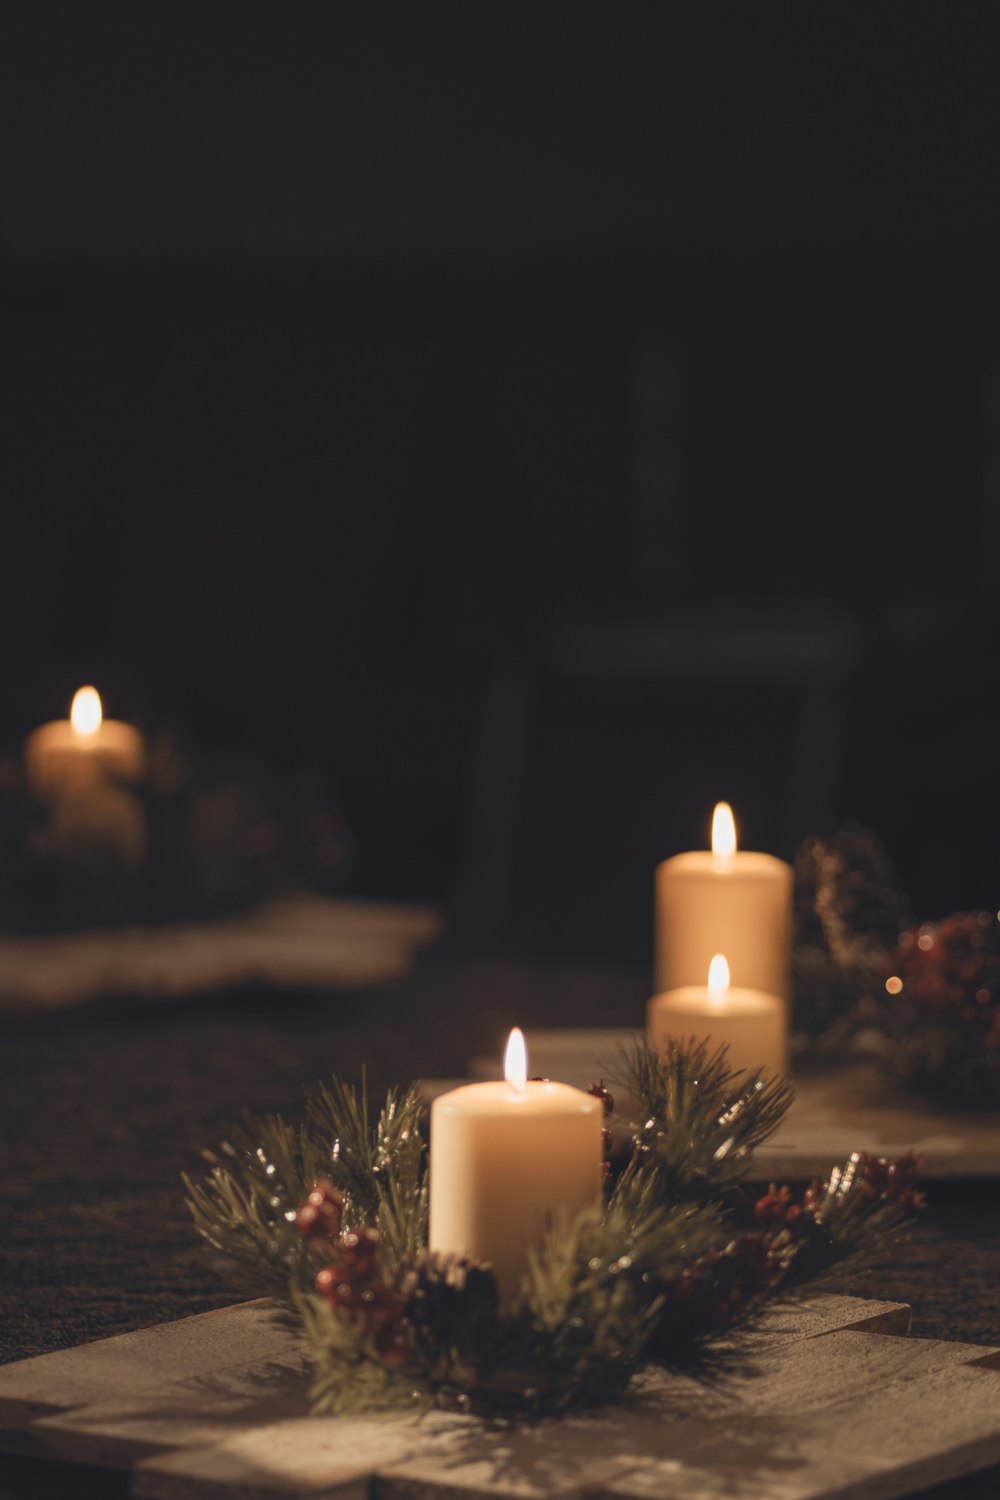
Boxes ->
[648,955,787,1079]
[25,686,144,798]
[429,1031,603,1302]
[654,803,793,999]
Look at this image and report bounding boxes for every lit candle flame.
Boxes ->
[708,953,730,1000]
[711,802,736,859]
[70,686,103,737]
[503,1027,528,1094]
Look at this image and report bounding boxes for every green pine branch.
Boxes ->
[509,1188,722,1410]
[184,1074,428,1299]
[775,1155,923,1294]
[612,1036,794,1203]
[183,1112,326,1297]
[305,1074,427,1273]
[296,1289,423,1416]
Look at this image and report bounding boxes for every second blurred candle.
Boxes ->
[654,802,793,1000]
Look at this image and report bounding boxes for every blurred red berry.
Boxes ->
[588,1080,615,1117]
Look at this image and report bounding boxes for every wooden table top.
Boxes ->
[2,952,998,1497]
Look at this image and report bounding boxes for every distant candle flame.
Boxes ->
[708,953,730,999]
[70,686,102,737]
[711,802,736,859]
[504,1027,528,1093]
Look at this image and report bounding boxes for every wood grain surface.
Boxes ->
[2,953,999,1497]
[2,1294,999,1500]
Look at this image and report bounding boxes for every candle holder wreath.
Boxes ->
[185,1038,922,1419]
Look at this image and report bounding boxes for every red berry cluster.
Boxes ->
[892,911,1000,1049]
[755,1151,925,1234]
[294,1181,411,1366]
[666,1234,783,1330]
[588,1080,615,1117]
[754,1182,810,1232]
[847,1151,925,1211]
[294,1180,345,1247]
[312,1225,410,1367]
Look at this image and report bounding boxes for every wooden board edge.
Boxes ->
[836,1303,912,1338]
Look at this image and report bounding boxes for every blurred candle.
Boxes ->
[429,1028,604,1301]
[25,687,144,799]
[648,953,786,1079]
[654,801,793,999]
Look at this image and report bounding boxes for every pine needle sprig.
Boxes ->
[185,1076,428,1299]
[183,1111,325,1296]
[304,1072,381,1219]
[304,1074,427,1261]
[506,1190,722,1412]
[305,1075,428,1273]
[606,1163,724,1272]
[296,1289,425,1416]
[374,1154,429,1275]
[773,1151,924,1294]
[370,1087,429,1273]
[612,1037,794,1203]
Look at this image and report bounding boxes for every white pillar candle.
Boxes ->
[648,954,786,1079]
[654,801,793,999]
[25,687,145,799]
[429,1028,604,1302]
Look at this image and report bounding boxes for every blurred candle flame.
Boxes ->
[504,1027,528,1093]
[711,801,736,859]
[708,953,730,999]
[71,686,102,737]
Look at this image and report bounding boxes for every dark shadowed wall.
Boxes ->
[4,6,1000,956]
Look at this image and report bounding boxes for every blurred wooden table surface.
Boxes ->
[2,953,998,1498]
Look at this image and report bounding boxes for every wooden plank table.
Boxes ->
[2,1295,1000,1499]
[3,968,998,1497]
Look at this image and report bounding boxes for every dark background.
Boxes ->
[4,5,1000,961]
[4,25,1000,1500]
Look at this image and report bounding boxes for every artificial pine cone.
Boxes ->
[401,1251,501,1388]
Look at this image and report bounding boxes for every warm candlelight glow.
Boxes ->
[708,953,730,1000]
[504,1027,528,1093]
[430,1030,604,1299]
[70,686,103,737]
[711,801,736,859]
[649,945,785,1079]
